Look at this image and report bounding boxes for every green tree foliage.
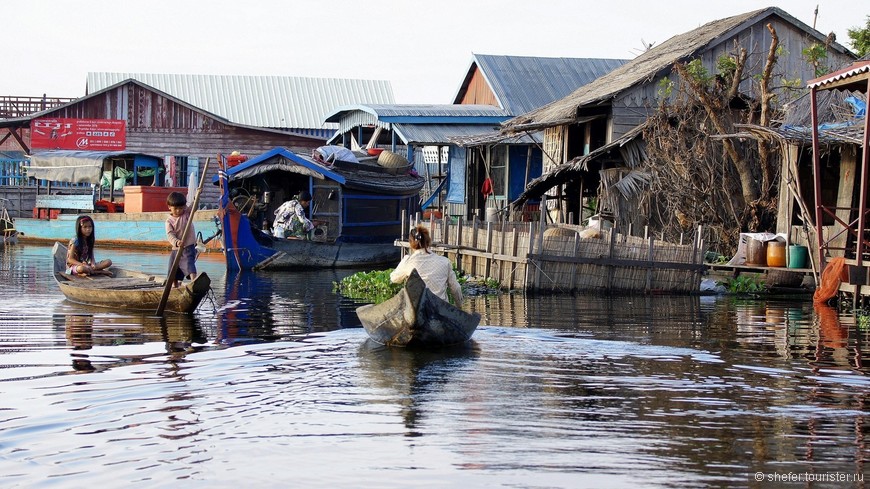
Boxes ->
[802,42,830,78]
[847,15,870,57]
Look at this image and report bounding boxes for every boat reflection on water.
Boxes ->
[357,339,480,435]
[217,269,369,346]
[216,270,277,345]
[56,311,206,372]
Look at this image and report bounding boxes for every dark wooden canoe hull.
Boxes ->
[52,242,211,314]
[356,269,480,347]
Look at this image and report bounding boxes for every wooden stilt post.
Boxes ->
[535,199,547,289]
[570,232,579,291]
[442,214,449,247]
[485,221,493,280]
[499,218,507,284]
[471,217,479,277]
[607,223,617,291]
[510,227,519,290]
[646,235,654,293]
[525,222,535,290]
[455,216,463,272]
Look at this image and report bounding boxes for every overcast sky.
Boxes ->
[6,0,866,104]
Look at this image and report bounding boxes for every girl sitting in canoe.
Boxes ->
[66,215,113,276]
[390,224,463,304]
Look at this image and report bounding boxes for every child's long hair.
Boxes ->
[409,225,431,253]
[73,215,95,261]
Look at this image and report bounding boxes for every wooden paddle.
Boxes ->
[156,158,210,316]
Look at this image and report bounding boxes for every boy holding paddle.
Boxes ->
[165,177,201,288]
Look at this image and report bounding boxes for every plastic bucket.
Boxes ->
[767,241,786,267]
[788,245,808,269]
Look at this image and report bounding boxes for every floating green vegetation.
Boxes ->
[333,269,402,303]
[334,267,502,303]
[719,275,767,295]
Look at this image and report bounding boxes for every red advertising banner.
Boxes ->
[31,118,126,151]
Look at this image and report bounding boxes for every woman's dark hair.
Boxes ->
[297,190,312,202]
[409,225,431,252]
[73,215,95,261]
[167,191,186,207]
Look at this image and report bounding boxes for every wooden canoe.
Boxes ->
[356,269,480,347]
[51,242,211,314]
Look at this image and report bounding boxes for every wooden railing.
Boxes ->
[0,95,76,118]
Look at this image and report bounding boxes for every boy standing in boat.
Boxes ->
[165,178,200,287]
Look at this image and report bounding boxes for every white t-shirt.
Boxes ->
[390,250,463,303]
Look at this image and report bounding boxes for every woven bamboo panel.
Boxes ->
[406,216,702,293]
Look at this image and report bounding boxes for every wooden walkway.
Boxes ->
[706,263,815,289]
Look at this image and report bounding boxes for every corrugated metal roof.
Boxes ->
[807,60,870,89]
[86,73,395,131]
[394,124,506,145]
[457,54,628,115]
[326,104,510,120]
[324,104,511,135]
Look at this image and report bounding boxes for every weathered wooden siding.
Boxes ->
[17,82,326,209]
[610,17,855,140]
[457,68,499,107]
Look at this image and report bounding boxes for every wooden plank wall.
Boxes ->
[21,83,326,210]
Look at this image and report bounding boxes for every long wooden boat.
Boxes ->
[51,242,211,314]
[216,147,424,271]
[356,269,480,347]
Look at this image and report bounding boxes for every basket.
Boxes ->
[377,150,409,168]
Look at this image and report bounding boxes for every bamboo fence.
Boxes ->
[399,213,706,294]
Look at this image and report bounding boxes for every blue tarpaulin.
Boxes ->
[446,146,465,204]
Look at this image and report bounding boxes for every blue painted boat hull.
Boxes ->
[219,204,400,270]
[16,211,221,250]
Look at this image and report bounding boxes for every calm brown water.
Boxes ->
[0,244,867,488]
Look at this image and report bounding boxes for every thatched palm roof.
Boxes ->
[512,123,647,208]
[501,7,846,134]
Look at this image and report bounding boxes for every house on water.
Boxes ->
[324,54,627,222]
[450,54,627,222]
[742,60,868,302]
[0,73,394,247]
[500,7,855,253]
[323,103,512,214]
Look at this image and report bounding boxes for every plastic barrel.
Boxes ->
[767,241,786,267]
[746,238,768,265]
[788,245,808,269]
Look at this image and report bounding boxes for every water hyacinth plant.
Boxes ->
[334,267,502,303]
[333,269,402,303]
